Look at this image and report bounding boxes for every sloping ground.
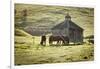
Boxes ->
[15,4,94,37]
[15,29,33,37]
[15,29,34,47]
[15,44,94,65]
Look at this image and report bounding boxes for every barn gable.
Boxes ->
[51,13,84,43]
[52,20,83,31]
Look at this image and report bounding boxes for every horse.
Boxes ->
[49,35,69,45]
[40,36,46,46]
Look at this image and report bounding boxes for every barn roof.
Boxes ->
[52,20,83,31]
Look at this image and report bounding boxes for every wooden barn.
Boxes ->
[22,11,84,45]
[51,13,84,44]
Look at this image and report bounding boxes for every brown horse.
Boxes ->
[40,36,46,46]
[49,35,69,45]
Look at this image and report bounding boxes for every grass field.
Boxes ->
[15,34,94,65]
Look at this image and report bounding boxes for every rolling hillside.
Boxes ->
[15,3,94,37]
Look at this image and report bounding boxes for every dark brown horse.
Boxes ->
[49,35,69,45]
[40,36,46,46]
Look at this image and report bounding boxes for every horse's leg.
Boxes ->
[57,40,59,45]
[59,41,61,45]
[62,40,65,45]
[40,41,43,45]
